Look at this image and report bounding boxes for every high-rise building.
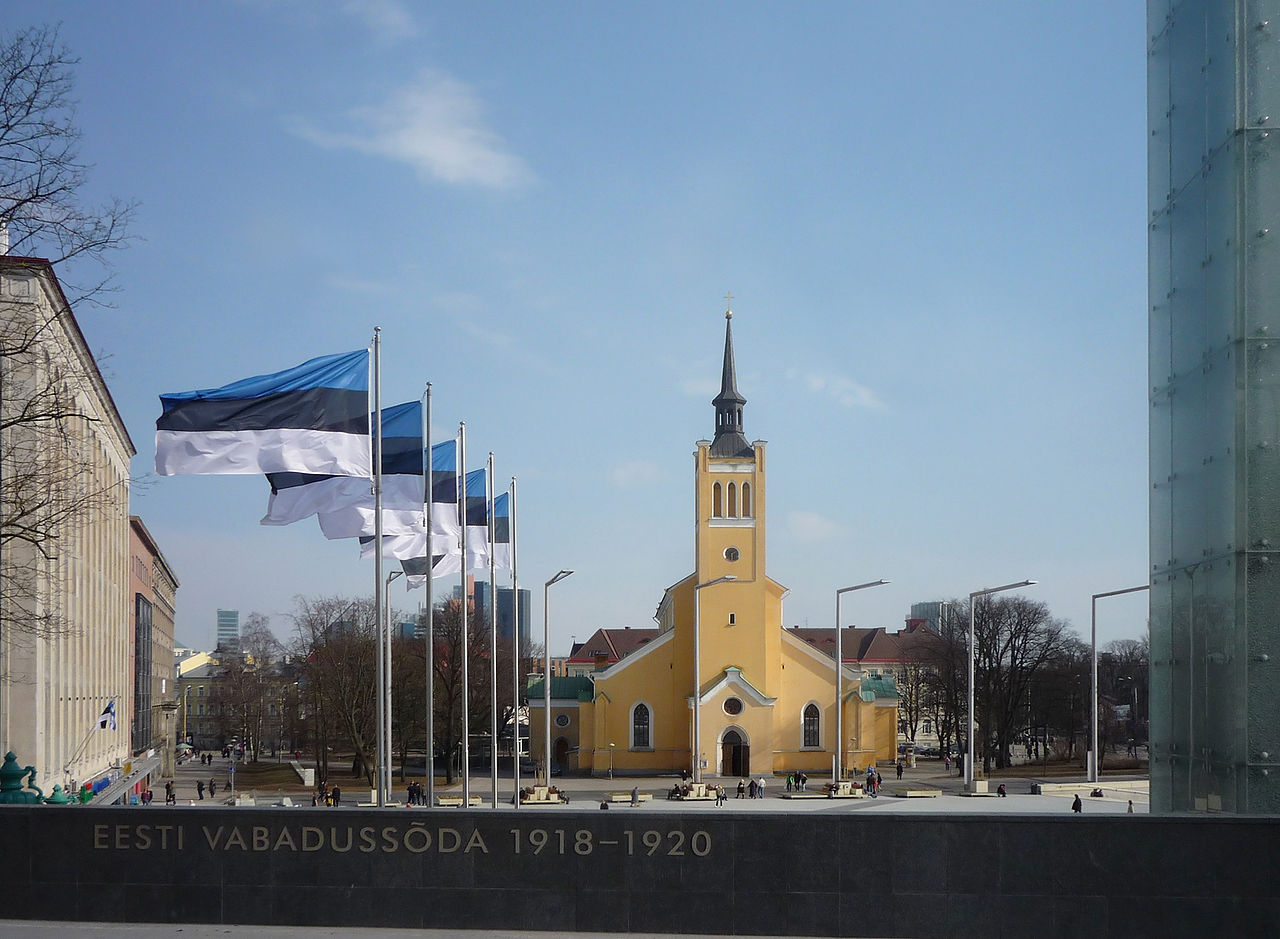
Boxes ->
[474,582,532,651]
[1149,2,1280,812]
[216,609,240,652]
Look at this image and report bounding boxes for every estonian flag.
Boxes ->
[318,438,457,541]
[462,467,490,570]
[491,490,512,571]
[402,551,461,589]
[262,400,423,529]
[155,349,371,476]
[97,700,116,731]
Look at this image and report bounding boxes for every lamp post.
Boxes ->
[1090,585,1149,783]
[543,570,574,785]
[381,569,405,805]
[609,742,615,780]
[835,580,890,781]
[967,580,1036,791]
[182,686,191,747]
[693,575,736,784]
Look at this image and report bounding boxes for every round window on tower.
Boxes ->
[723,697,744,716]
[724,546,740,562]
[555,714,570,728]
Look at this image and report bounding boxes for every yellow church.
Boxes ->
[530,308,898,780]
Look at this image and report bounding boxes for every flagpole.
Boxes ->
[424,383,435,809]
[488,452,499,808]
[372,328,386,807]
[510,477,521,809]
[459,421,470,808]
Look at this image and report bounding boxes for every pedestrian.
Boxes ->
[737,778,746,799]
[786,774,794,792]
[599,799,609,810]
[164,780,175,805]
[1072,793,1082,813]
[631,786,639,807]
[717,785,726,805]
[896,760,903,780]
[209,778,216,798]
[332,786,341,806]
[799,771,807,792]
[875,770,882,794]
[1127,800,1134,813]
[758,776,767,798]
[196,780,205,800]
[945,755,951,773]
[997,784,1007,797]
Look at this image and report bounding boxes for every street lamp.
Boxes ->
[182,685,192,746]
[693,575,736,784]
[379,569,405,806]
[1090,585,1149,783]
[834,580,890,781]
[609,742,615,780]
[543,570,574,785]
[967,580,1036,791]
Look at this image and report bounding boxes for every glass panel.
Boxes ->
[1151,211,1175,386]
[1150,19,1173,213]
[1246,0,1280,123]
[1169,3,1208,191]
[1170,171,1207,377]
[1205,2,1238,149]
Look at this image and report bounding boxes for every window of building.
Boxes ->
[555,713,570,728]
[724,546,740,562]
[922,719,933,736]
[713,482,722,517]
[724,697,744,716]
[742,482,752,517]
[197,686,205,697]
[803,703,820,748]
[631,703,650,748]
[727,482,738,517]
[728,612,736,625]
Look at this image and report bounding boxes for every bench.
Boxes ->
[608,792,653,803]
[894,787,941,798]
[677,783,718,801]
[435,795,483,807]
[519,786,566,804]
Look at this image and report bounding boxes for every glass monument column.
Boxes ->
[1149,0,1280,813]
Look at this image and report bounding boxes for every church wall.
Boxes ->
[592,644,687,775]
[771,641,841,774]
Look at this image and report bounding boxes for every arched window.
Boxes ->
[803,703,820,748]
[728,482,738,518]
[632,703,651,749]
[741,482,752,517]
[713,482,723,518]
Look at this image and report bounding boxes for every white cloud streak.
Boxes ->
[293,70,532,189]
[787,510,844,541]
[786,368,885,410]
[340,0,417,41]
[610,461,662,489]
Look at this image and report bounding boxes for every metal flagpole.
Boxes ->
[372,328,386,807]
[510,477,521,809]
[424,384,435,809]
[459,421,470,808]
[488,452,499,808]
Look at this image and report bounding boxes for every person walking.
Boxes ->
[631,786,639,807]
[1072,793,1082,813]
[737,778,746,799]
[209,778,216,798]
[196,780,204,800]
[758,776,767,798]
[332,786,341,806]
[896,760,903,780]
[1127,800,1134,813]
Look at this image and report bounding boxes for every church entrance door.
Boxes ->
[721,730,749,777]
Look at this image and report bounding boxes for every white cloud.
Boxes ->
[786,368,885,410]
[341,0,417,41]
[610,460,662,488]
[680,377,720,397]
[788,509,844,541]
[293,69,532,189]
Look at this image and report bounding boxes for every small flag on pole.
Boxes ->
[97,701,117,731]
[492,490,512,571]
[155,349,370,476]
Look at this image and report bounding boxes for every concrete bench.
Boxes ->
[435,795,483,807]
[519,786,566,804]
[608,792,653,803]
[894,787,941,798]
[676,783,718,801]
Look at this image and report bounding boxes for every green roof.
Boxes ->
[526,675,594,703]
[860,674,898,701]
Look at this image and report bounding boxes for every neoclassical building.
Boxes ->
[531,309,897,778]
[0,256,136,793]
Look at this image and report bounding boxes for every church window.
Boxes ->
[742,482,752,517]
[713,482,723,518]
[803,703,820,748]
[723,697,744,716]
[728,612,736,625]
[555,714,570,728]
[727,483,738,517]
[724,546,739,562]
[631,703,651,748]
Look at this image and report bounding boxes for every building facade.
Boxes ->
[129,517,179,775]
[474,582,532,652]
[529,310,897,778]
[1149,2,1280,813]
[0,256,135,792]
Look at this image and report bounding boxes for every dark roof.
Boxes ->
[787,623,940,664]
[565,627,661,663]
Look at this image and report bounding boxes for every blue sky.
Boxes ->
[29,2,1150,651]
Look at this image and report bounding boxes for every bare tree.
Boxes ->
[0,25,136,304]
[1,24,135,645]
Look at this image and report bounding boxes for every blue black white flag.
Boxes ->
[155,350,370,476]
[262,400,423,528]
[97,700,117,731]
[491,490,512,572]
[463,467,490,570]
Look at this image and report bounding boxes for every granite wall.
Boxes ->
[0,807,1275,937]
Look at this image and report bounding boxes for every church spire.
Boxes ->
[710,298,753,458]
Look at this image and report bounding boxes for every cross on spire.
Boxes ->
[724,292,733,319]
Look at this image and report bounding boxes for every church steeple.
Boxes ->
[710,301,753,458]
